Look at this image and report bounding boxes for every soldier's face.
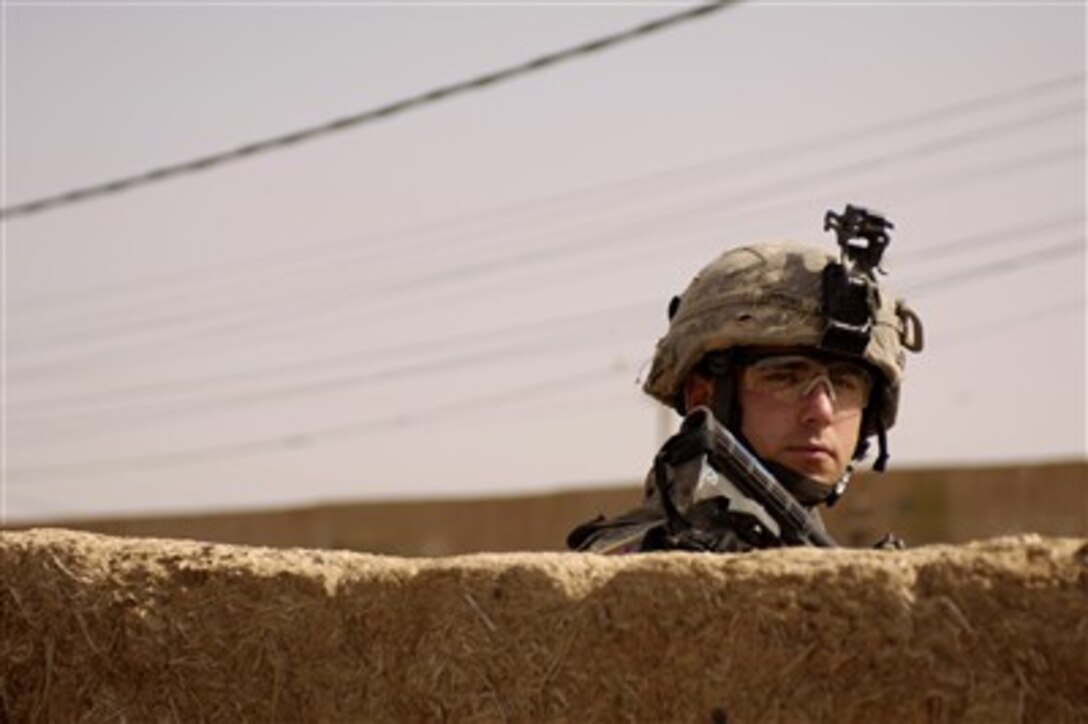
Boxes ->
[736,357,863,485]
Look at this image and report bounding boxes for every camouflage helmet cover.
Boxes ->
[642,241,923,430]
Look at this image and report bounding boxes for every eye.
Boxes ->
[757,366,805,386]
[829,366,869,393]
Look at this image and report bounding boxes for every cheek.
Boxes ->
[739,417,772,460]
[737,389,787,457]
[833,413,863,456]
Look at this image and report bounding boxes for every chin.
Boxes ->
[777,456,840,484]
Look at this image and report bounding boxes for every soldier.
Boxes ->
[568,206,924,553]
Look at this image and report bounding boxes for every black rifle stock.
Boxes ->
[673,406,838,548]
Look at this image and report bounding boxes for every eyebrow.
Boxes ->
[753,356,820,370]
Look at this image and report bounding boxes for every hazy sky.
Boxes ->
[3,1,1085,523]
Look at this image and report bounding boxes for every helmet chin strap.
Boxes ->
[763,459,852,508]
[874,421,889,472]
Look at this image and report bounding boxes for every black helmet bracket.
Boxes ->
[821,203,897,471]
[819,204,894,358]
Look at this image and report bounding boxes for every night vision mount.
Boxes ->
[819,204,895,357]
[824,204,893,279]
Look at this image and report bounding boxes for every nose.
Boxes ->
[799,375,836,423]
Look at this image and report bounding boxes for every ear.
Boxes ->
[683,373,716,411]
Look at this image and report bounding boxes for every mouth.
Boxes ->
[785,444,834,460]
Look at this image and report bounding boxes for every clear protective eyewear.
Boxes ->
[741,354,872,412]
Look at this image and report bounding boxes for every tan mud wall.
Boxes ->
[2,530,1086,722]
[16,461,1087,556]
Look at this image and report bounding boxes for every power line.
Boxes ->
[893,212,1084,264]
[8,145,1079,389]
[660,105,1083,227]
[933,295,1084,350]
[15,72,1083,316]
[0,2,734,221]
[6,364,624,481]
[11,105,1081,372]
[10,224,1082,459]
[905,239,1084,296]
[7,94,1082,445]
[12,290,1081,519]
[7,235,1083,494]
[12,300,658,429]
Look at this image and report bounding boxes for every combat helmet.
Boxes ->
[643,206,924,472]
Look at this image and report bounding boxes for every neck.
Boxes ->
[762,459,850,507]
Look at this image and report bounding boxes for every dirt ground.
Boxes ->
[2,529,1086,721]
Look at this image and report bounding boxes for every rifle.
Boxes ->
[654,406,838,549]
